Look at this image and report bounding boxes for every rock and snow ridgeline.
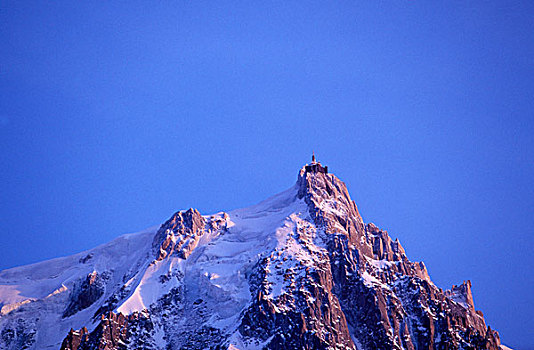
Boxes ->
[0,161,509,349]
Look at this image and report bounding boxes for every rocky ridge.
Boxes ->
[0,160,505,349]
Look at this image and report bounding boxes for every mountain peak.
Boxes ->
[297,157,365,243]
[0,160,505,350]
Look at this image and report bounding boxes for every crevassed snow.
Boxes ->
[178,185,309,325]
[116,257,184,315]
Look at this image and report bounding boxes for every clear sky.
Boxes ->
[1,1,533,349]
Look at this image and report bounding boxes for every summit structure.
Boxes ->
[0,161,506,350]
[305,153,328,174]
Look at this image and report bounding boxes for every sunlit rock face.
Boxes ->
[0,160,503,350]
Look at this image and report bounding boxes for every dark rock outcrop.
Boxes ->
[152,208,228,261]
[60,312,128,350]
[63,272,106,318]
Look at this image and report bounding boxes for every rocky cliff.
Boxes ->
[0,161,505,349]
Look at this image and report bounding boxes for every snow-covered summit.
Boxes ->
[0,160,506,350]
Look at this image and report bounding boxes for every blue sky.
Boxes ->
[1,1,533,348]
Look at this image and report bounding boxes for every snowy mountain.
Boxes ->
[0,159,508,349]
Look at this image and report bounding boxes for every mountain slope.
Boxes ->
[0,161,506,349]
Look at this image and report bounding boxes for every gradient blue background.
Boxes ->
[1,1,533,349]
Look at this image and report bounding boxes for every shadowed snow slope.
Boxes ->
[0,163,509,350]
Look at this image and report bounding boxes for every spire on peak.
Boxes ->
[312,151,316,163]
